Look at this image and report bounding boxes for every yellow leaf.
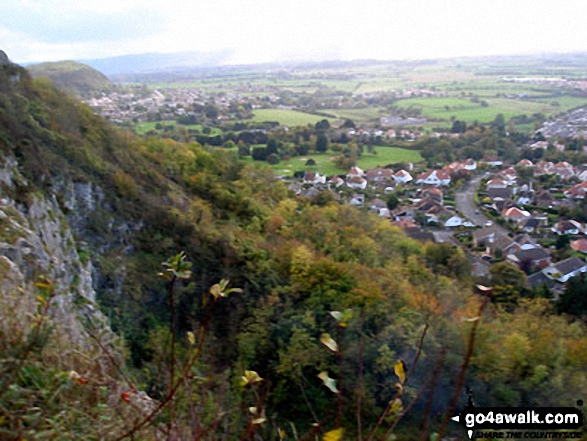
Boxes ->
[323,428,344,441]
[36,296,46,306]
[394,360,406,385]
[187,331,195,346]
[35,282,51,290]
[252,417,266,425]
[318,371,339,394]
[320,333,339,352]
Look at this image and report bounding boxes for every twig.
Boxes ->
[366,322,429,441]
[437,291,491,439]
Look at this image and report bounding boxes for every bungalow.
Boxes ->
[347,166,364,179]
[519,217,541,233]
[553,162,575,180]
[487,187,513,200]
[516,159,534,167]
[368,198,387,212]
[578,170,587,182]
[483,156,503,167]
[421,187,444,203]
[349,194,365,207]
[303,171,326,185]
[393,169,413,183]
[487,177,508,189]
[570,238,587,253]
[501,167,517,183]
[564,182,587,199]
[365,167,393,183]
[534,161,555,177]
[506,246,551,272]
[502,206,531,223]
[552,220,582,235]
[534,190,554,208]
[346,176,367,190]
[416,170,451,187]
[463,159,477,171]
[445,216,464,227]
[543,256,587,283]
[472,228,496,248]
[328,176,345,187]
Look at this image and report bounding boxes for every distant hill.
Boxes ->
[79,49,235,77]
[27,60,112,97]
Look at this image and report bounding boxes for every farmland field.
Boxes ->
[251,109,335,126]
[255,146,423,177]
[133,121,223,136]
[394,95,587,123]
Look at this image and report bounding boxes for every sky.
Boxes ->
[2,0,587,65]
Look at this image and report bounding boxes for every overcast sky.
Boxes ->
[2,0,587,64]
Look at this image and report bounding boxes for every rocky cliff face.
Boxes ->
[0,156,107,344]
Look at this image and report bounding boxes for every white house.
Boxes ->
[542,257,587,283]
[416,170,451,187]
[346,176,367,190]
[445,216,464,227]
[393,170,413,183]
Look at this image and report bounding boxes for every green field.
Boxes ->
[322,107,387,122]
[394,95,587,123]
[251,109,335,126]
[254,146,423,177]
[133,121,223,136]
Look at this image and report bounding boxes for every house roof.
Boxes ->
[553,219,582,233]
[571,238,587,253]
[366,167,393,179]
[487,187,513,200]
[554,257,587,275]
[509,246,550,262]
[528,272,555,289]
[348,176,367,184]
[503,206,531,219]
[517,159,534,167]
[487,177,506,187]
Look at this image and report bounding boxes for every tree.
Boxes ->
[386,193,399,210]
[315,119,331,131]
[557,274,587,316]
[341,119,355,129]
[267,153,280,165]
[489,262,529,305]
[238,143,251,158]
[316,133,329,153]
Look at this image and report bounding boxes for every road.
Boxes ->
[455,174,510,238]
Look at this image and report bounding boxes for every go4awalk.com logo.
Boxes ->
[451,403,584,439]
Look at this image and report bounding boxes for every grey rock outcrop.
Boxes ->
[0,50,10,65]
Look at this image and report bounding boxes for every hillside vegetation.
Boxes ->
[0,61,586,440]
[26,60,113,97]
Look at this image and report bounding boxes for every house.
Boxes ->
[349,194,365,206]
[534,190,554,207]
[483,156,503,167]
[303,171,326,185]
[391,218,418,229]
[502,206,531,222]
[328,176,345,187]
[501,167,517,183]
[570,238,587,253]
[564,182,587,199]
[516,159,534,167]
[543,257,587,282]
[578,170,587,182]
[368,198,387,212]
[553,162,575,180]
[421,187,444,203]
[487,187,513,200]
[416,170,451,187]
[506,246,551,272]
[472,228,496,248]
[503,234,538,255]
[346,166,364,179]
[552,220,582,235]
[365,167,393,183]
[527,272,556,291]
[445,216,464,227]
[346,176,367,189]
[463,159,477,171]
[487,177,508,189]
[393,169,413,183]
[534,161,555,176]
[519,217,541,233]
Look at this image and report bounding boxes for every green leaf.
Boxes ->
[329,309,353,327]
[210,279,242,299]
[162,252,192,280]
[394,360,406,385]
[320,333,339,352]
[318,371,339,394]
